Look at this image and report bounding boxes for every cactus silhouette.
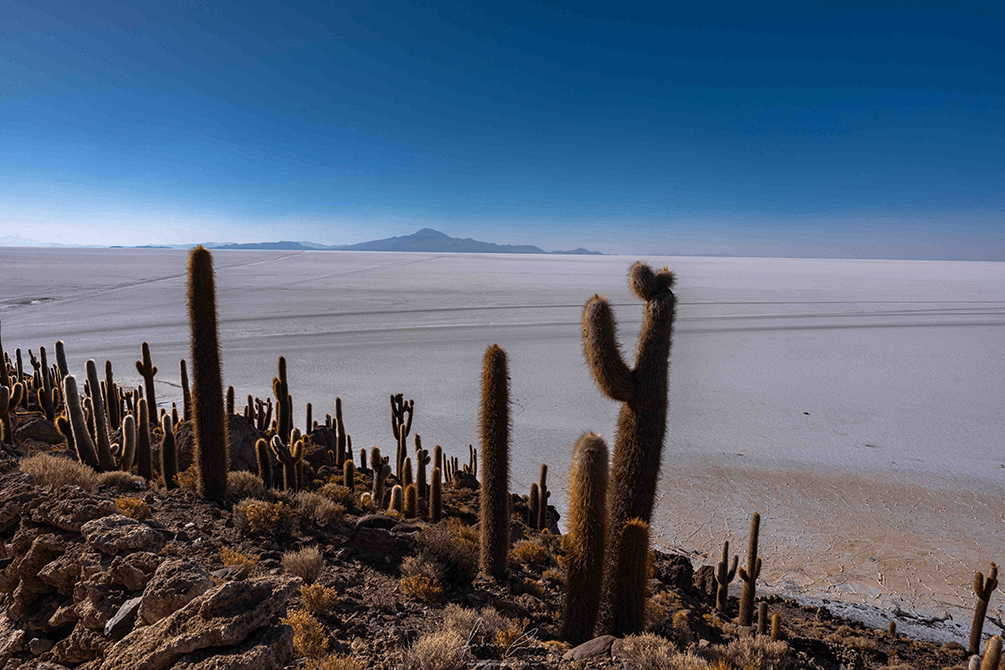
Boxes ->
[416,447,430,499]
[226,385,235,416]
[54,340,69,379]
[971,563,998,655]
[714,540,738,614]
[738,513,762,627]
[135,341,158,418]
[373,462,391,509]
[180,359,191,422]
[391,393,413,479]
[85,359,115,471]
[269,436,301,491]
[609,518,649,636]
[37,346,55,422]
[529,483,540,529]
[561,432,609,645]
[404,483,417,519]
[537,463,549,531]
[161,414,178,489]
[389,484,403,514]
[273,356,292,444]
[479,344,510,580]
[119,414,136,472]
[0,382,24,445]
[334,396,348,466]
[430,467,442,522]
[343,459,355,492]
[758,603,769,635]
[104,361,120,431]
[62,376,97,468]
[187,246,229,500]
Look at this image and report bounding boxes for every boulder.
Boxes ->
[170,621,293,670]
[104,597,141,641]
[15,417,65,445]
[100,576,299,670]
[80,515,166,556]
[48,624,109,665]
[32,489,117,533]
[562,635,618,661]
[652,550,694,593]
[0,472,42,533]
[169,416,262,476]
[138,559,213,626]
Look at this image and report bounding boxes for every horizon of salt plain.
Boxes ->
[2,248,1004,639]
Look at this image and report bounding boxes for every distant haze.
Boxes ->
[2,4,1003,260]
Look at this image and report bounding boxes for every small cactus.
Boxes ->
[389,484,403,514]
[255,438,273,488]
[714,540,738,614]
[971,563,998,655]
[161,413,178,489]
[269,436,300,491]
[609,518,649,636]
[119,414,136,472]
[373,462,391,508]
[537,463,549,531]
[391,393,413,479]
[105,360,120,431]
[479,344,510,580]
[180,359,191,422]
[135,341,158,417]
[404,483,417,519]
[758,603,768,635]
[430,467,442,522]
[529,483,540,528]
[738,512,762,627]
[770,612,782,641]
[343,459,355,492]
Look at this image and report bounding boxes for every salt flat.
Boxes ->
[2,248,1004,638]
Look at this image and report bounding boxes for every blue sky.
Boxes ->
[2,2,1003,258]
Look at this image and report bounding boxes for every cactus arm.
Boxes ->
[582,295,634,402]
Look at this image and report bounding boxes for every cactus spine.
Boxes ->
[62,376,97,468]
[582,262,676,633]
[561,432,609,645]
[971,563,998,655]
[85,359,115,471]
[161,413,178,489]
[479,344,510,580]
[610,518,649,636]
[738,512,762,627]
[714,540,738,614]
[430,467,442,522]
[135,341,158,417]
[187,246,229,500]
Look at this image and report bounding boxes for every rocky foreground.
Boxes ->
[0,424,980,670]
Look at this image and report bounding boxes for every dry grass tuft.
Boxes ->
[96,470,146,491]
[281,607,328,660]
[220,546,258,569]
[400,575,445,603]
[717,636,790,670]
[318,482,356,507]
[416,519,478,584]
[114,496,151,520]
[174,465,198,490]
[305,655,364,670]
[19,453,98,492]
[295,490,345,527]
[405,629,468,670]
[227,470,268,500]
[283,545,325,584]
[301,582,340,614]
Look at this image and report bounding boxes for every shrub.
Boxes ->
[220,546,258,570]
[96,470,146,491]
[401,555,446,582]
[115,496,151,520]
[301,583,339,615]
[227,470,268,500]
[305,656,363,670]
[19,453,98,492]
[416,519,478,584]
[295,491,345,527]
[400,575,444,603]
[281,607,328,660]
[234,499,295,536]
[405,629,468,670]
[283,546,324,584]
[510,540,550,566]
[493,617,535,658]
[318,483,356,507]
[175,465,198,490]
[717,636,790,670]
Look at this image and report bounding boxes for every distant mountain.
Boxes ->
[214,241,315,250]
[329,228,602,255]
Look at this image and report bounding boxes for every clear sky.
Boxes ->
[2,2,1003,259]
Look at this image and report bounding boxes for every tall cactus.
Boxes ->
[269,436,301,491]
[54,340,69,379]
[971,563,998,655]
[135,341,158,417]
[62,376,97,468]
[119,414,136,473]
[161,413,178,490]
[391,393,413,479]
[0,319,9,390]
[582,262,676,630]
[430,466,442,522]
[334,396,347,466]
[738,512,762,627]
[136,397,152,480]
[715,540,739,614]
[104,360,120,431]
[561,432,609,645]
[187,246,229,500]
[537,463,549,531]
[479,344,510,580]
[273,356,292,444]
[85,359,116,471]
[256,438,272,488]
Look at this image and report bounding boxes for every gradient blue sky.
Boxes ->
[3,2,1003,258]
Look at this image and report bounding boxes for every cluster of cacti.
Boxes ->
[971,562,998,655]
[479,344,510,580]
[581,261,677,635]
[391,393,414,479]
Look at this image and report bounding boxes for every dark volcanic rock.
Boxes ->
[170,416,262,476]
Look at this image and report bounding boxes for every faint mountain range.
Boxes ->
[1,229,602,254]
[215,228,602,254]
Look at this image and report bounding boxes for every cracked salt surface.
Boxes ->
[2,248,1003,645]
